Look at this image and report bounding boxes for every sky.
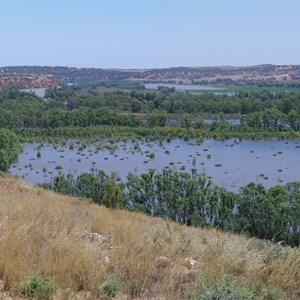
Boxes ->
[0,0,299,69]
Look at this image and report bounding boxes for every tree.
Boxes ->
[194,117,205,129]
[0,128,22,172]
[287,109,300,131]
[240,112,262,129]
[131,99,142,113]
[148,111,168,127]
[262,108,285,131]
[180,114,192,129]
[41,108,67,128]
[102,180,124,209]
[76,173,101,201]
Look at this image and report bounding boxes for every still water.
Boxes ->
[22,88,47,98]
[10,138,300,192]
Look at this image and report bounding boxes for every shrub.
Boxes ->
[189,277,283,300]
[97,275,121,298]
[14,274,55,299]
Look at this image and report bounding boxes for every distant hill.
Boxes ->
[0,74,59,88]
[0,174,298,299]
[1,64,300,86]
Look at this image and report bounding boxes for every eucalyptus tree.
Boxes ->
[0,128,22,172]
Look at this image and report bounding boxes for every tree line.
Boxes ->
[45,84,300,115]
[1,86,300,136]
[40,169,300,247]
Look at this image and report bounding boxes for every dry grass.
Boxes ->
[0,174,299,299]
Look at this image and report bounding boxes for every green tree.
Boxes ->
[180,114,192,129]
[102,180,124,208]
[240,112,262,129]
[262,108,285,131]
[194,117,205,129]
[131,99,142,113]
[41,108,67,128]
[0,128,22,172]
[76,173,101,202]
[287,109,300,131]
[148,111,168,127]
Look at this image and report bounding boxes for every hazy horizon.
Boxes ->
[1,1,300,69]
[2,63,300,70]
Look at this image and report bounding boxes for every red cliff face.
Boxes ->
[0,74,59,88]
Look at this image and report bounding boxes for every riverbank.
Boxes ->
[14,125,300,143]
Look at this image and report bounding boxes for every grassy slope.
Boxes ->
[0,174,299,299]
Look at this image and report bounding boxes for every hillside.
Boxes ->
[0,74,59,89]
[0,174,299,299]
[1,65,300,86]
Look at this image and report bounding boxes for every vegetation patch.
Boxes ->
[13,274,55,299]
[97,275,121,298]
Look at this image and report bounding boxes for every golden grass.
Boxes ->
[0,174,299,299]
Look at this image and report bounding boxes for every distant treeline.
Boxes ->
[0,86,300,135]
[44,84,300,115]
[40,169,300,247]
[3,64,300,86]
[194,78,300,88]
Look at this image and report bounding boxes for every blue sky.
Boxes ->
[0,1,299,68]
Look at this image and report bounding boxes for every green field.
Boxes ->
[214,84,300,94]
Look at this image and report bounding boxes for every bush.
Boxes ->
[97,275,121,298]
[149,152,155,159]
[14,274,56,299]
[189,277,283,300]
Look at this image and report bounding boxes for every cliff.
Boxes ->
[0,74,59,88]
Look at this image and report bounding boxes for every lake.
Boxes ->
[10,138,300,192]
[22,88,47,98]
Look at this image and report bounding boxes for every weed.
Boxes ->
[97,275,121,298]
[189,277,283,300]
[14,274,55,299]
